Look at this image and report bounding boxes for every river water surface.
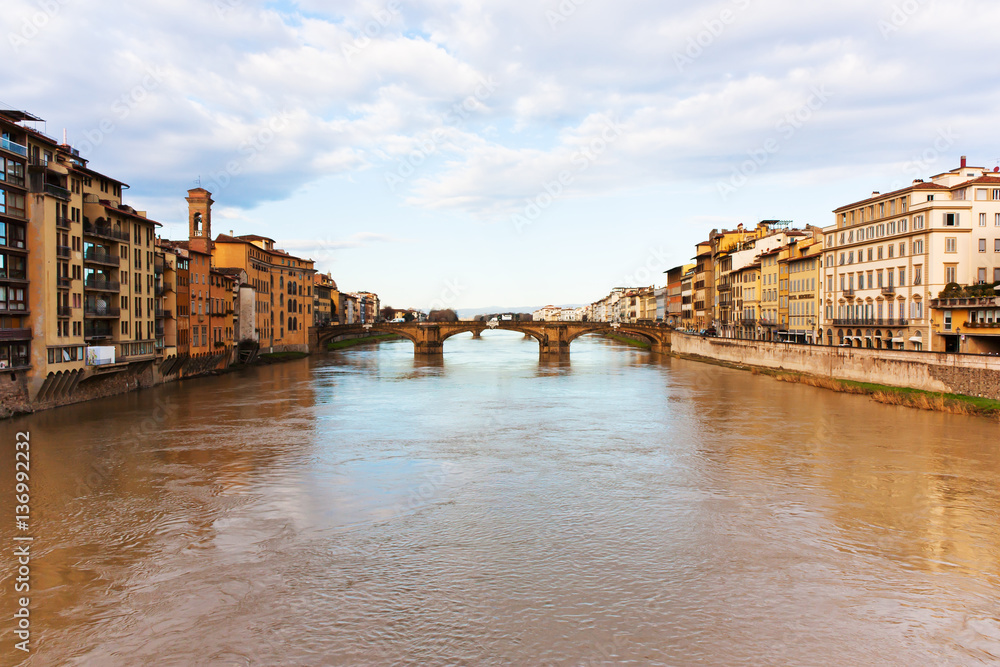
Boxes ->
[2,332,1000,665]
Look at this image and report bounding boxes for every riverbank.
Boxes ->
[672,349,1000,418]
[327,333,401,351]
[605,333,651,349]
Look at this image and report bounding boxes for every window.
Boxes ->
[981,239,988,253]
[946,266,957,283]
[913,239,924,254]
[944,310,952,331]
[979,267,988,284]
[914,215,924,230]
[981,213,988,227]
[944,213,958,226]
[995,239,1000,253]
[914,266,922,285]
[927,195,934,201]
[945,237,957,253]
[977,189,988,200]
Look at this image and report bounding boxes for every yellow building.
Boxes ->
[783,237,823,344]
[929,288,1000,354]
[0,108,161,403]
[200,189,314,353]
[759,248,781,340]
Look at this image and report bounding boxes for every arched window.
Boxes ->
[193,212,202,235]
[288,316,294,330]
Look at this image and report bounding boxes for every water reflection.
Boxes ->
[1,333,998,665]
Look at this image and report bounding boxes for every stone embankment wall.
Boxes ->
[671,333,1000,400]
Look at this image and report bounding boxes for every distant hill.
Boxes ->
[455,304,586,319]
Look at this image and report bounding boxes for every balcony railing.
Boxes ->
[964,320,1000,329]
[881,285,895,295]
[56,245,71,258]
[83,222,130,242]
[0,327,31,341]
[57,277,71,289]
[155,325,165,337]
[57,305,72,318]
[842,288,855,297]
[44,183,71,200]
[831,318,909,327]
[1,137,28,157]
[83,248,120,266]
[84,303,121,318]
[84,276,120,292]
[84,324,114,340]
[56,216,72,230]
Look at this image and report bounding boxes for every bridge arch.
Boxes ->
[314,321,671,358]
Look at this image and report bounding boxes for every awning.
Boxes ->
[864,335,872,339]
[891,337,904,343]
[908,336,923,343]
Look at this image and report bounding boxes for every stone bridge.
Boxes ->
[313,321,672,357]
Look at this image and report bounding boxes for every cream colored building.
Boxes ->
[821,157,1000,350]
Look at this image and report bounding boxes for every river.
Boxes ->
[2,332,999,665]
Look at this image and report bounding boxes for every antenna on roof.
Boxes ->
[195,175,202,187]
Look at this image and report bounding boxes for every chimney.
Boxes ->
[961,155,967,168]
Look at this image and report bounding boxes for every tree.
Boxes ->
[427,309,458,322]
[380,306,396,321]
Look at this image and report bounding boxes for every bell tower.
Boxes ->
[186,188,213,255]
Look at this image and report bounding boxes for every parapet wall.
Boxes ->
[671,333,1000,400]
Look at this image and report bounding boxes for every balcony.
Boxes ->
[831,318,909,327]
[57,277,71,289]
[56,216,71,230]
[56,245,71,259]
[57,305,72,318]
[44,183,71,201]
[0,327,31,341]
[84,324,114,340]
[154,257,164,273]
[84,303,121,318]
[1,137,28,157]
[84,276,120,292]
[84,247,120,266]
[83,222,129,242]
[881,286,895,296]
[842,288,855,297]
[162,309,173,320]
[155,324,165,337]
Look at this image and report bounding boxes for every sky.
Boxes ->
[4,0,1000,310]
